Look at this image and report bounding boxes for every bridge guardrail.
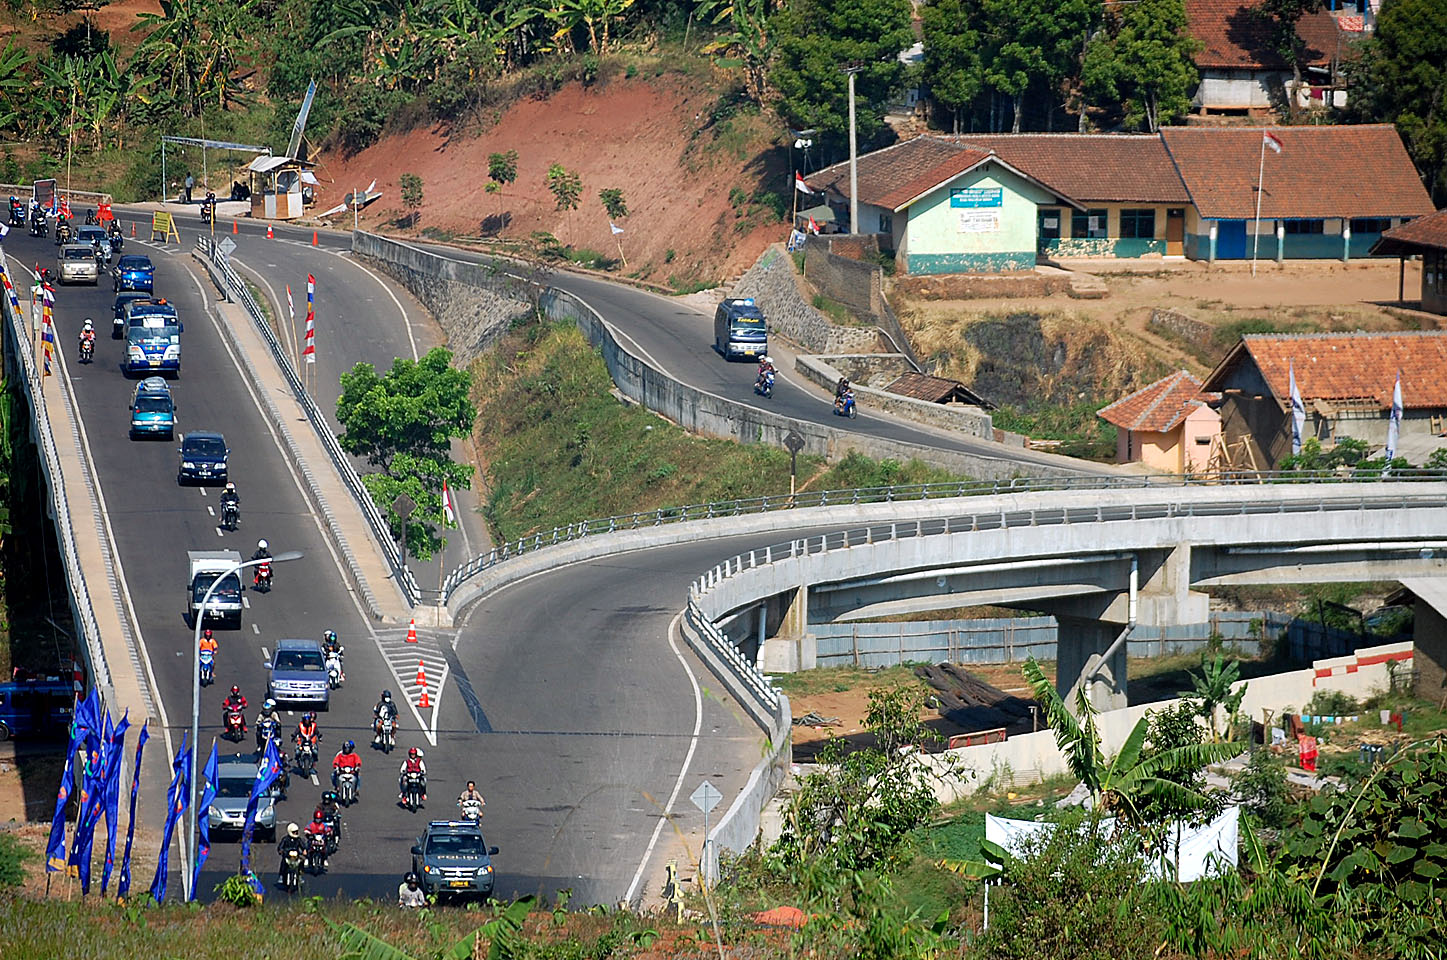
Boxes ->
[0,249,112,701]
[443,469,1447,600]
[195,237,421,605]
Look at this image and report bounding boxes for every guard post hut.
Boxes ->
[248,155,316,221]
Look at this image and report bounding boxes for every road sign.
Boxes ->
[393,493,416,520]
[690,780,722,816]
[217,236,237,257]
[784,430,805,455]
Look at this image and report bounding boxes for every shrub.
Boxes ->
[1232,749,1294,829]
[1304,689,1361,717]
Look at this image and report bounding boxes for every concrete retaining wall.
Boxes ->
[794,353,994,440]
[733,244,882,354]
[353,232,531,364]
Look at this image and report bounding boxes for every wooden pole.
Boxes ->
[1399,256,1405,306]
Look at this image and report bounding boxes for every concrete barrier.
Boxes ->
[794,352,994,439]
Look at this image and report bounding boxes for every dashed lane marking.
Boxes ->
[252,624,261,635]
[207,505,215,516]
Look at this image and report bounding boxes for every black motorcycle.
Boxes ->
[278,846,304,892]
[8,203,23,227]
[28,215,46,238]
[78,338,94,364]
[221,499,240,531]
[305,831,327,874]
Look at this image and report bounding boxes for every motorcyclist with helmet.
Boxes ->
[78,319,96,363]
[303,808,333,869]
[222,685,248,734]
[755,354,776,392]
[322,629,345,682]
[198,629,218,685]
[254,697,281,750]
[373,690,398,746]
[276,822,306,885]
[332,738,362,791]
[398,871,426,908]
[318,789,343,851]
[220,482,239,516]
[293,710,320,770]
[398,746,427,802]
[252,538,272,587]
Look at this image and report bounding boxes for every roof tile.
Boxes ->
[946,134,1190,204]
[1372,208,1447,255]
[806,138,994,211]
[1209,332,1447,409]
[1160,125,1435,220]
[1187,0,1345,70]
[1098,370,1217,432]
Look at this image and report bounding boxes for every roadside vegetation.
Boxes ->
[471,320,965,542]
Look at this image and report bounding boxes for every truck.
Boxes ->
[188,550,243,628]
[125,298,182,377]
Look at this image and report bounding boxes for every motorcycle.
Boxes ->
[78,338,94,364]
[28,215,46,238]
[199,649,214,686]
[256,717,280,751]
[754,369,775,398]
[373,715,396,753]
[834,391,857,419]
[278,846,304,892]
[336,768,358,806]
[458,797,484,823]
[306,831,328,874]
[54,221,71,246]
[221,500,239,531]
[254,560,273,593]
[8,203,23,227]
[84,210,98,226]
[402,771,426,812]
[321,811,342,854]
[325,651,344,690]
[295,739,317,777]
[223,707,246,742]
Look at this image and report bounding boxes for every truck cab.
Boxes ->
[188,549,243,628]
[713,297,767,361]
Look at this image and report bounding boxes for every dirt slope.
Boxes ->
[314,74,784,286]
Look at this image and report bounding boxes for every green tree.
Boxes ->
[132,0,257,116]
[399,171,423,227]
[1345,0,1447,203]
[336,347,475,561]
[487,149,518,194]
[597,186,627,220]
[699,0,776,104]
[544,0,636,54]
[920,0,982,134]
[546,161,582,241]
[1180,653,1247,742]
[980,0,1099,133]
[1252,0,1325,117]
[1023,657,1239,828]
[768,0,913,140]
[1098,0,1200,131]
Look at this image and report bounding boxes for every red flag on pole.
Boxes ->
[302,274,316,364]
[442,480,456,526]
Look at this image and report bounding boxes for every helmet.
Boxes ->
[257,539,268,551]
[263,698,276,712]
[405,871,419,885]
[230,685,240,696]
[322,790,338,803]
[81,318,93,331]
[762,355,771,364]
[304,711,316,722]
[225,482,236,492]
[313,808,324,822]
[287,822,300,838]
[382,690,392,701]
[408,747,418,758]
[324,630,337,643]
[343,739,355,752]
[203,629,213,640]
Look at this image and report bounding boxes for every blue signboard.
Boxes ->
[950,187,1003,209]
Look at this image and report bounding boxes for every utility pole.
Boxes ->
[842,65,862,236]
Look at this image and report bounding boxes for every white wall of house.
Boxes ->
[1194,70,1286,109]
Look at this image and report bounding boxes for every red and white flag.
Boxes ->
[442,480,456,526]
[1263,131,1283,154]
[807,216,821,235]
[794,172,816,195]
[285,284,294,321]
[59,196,71,219]
[302,314,315,363]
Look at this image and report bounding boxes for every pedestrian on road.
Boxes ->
[184,173,194,204]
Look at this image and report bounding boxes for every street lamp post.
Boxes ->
[184,549,303,900]
[840,64,863,236]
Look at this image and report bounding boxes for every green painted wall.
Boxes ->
[902,163,1052,273]
[1042,238,1166,258]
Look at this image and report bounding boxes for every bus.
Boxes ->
[124,299,181,376]
[713,297,767,361]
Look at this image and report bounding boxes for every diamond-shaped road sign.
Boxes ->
[217,236,237,257]
[690,780,723,816]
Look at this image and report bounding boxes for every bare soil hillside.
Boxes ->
[313,72,787,287]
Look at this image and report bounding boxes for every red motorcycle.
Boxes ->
[223,706,246,742]
[253,560,273,593]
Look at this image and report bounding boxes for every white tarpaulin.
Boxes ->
[985,806,1239,882]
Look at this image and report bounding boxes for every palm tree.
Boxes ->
[1023,657,1239,827]
[1180,653,1246,742]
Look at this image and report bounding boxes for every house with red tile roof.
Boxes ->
[1201,332,1447,467]
[1371,209,1447,315]
[1186,0,1354,114]
[1097,371,1222,473]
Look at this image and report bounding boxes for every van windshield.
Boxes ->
[730,315,764,329]
[64,248,94,261]
[275,650,324,672]
[183,437,225,458]
[133,396,171,414]
[426,834,485,856]
[192,572,240,604]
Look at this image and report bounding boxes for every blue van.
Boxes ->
[129,377,176,440]
[0,679,74,740]
[124,299,181,376]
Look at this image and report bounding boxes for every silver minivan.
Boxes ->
[58,244,99,285]
[268,638,330,709]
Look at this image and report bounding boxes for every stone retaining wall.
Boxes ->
[794,353,994,440]
[732,244,882,354]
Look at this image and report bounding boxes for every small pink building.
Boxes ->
[1098,370,1222,473]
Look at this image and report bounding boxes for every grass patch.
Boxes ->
[811,292,862,325]
[767,663,923,697]
[990,398,1117,460]
[472,322,970,540]
[0,831,31,888]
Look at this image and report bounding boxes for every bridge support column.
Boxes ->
[760,586,815,673]
[1056,615,1128,714]
[1136,543,1208,626]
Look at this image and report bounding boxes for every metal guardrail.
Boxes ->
[195,237,422,604]
[685,595,780,711]
[442,470,1447,598]
[0,248,112,698]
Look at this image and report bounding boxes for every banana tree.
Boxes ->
[544,0,635,54]
[1180,653,1247,742]
[698,0,774,104]
[0,42,33,133]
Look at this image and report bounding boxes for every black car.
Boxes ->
[410,821,498,899]
[113,291,152,339]
[177,431,229,485]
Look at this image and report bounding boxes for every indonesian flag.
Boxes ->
[1263,131,1283,154]
[442,480,455,526]
[59,196,71,219]
[807,216,821,235]
[302,274,315,364]
[609,222,624,235]
[794,172,816,195]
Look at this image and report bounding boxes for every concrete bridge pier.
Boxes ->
[758,585,816,673]
[1054,615,1129,713]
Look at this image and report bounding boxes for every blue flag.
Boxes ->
[117,721,150,901]
[190,740,219,900]
[240,736,283,898]
[149,733,190,905]
[46,690,102,871]
[100,710,131,893]
[72,711,127,892]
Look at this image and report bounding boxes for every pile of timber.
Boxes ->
[913,663,1039,733]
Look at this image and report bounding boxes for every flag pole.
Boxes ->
[1251,134,1266,277]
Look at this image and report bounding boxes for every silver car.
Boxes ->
[207,753,283,840]
[57,244,98,285]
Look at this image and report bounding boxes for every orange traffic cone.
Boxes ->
[312,230,319,246]
[419,689,430,709]
[405,619,417,643]
[130,222,136,237]
[232,220,239,234]
[265,223,274,239]
[416,661,427,687]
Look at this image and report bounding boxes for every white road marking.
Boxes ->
[199,488,208,497]
[242,596,250,609]
[310,774,319,786]
[252,623,261,635]
[207,505,215,516]
[261,646,270,660]
[215,526,223,537]
[624,611,702,904]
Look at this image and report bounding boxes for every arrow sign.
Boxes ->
[690,780,722,816]
[217,236,237,257]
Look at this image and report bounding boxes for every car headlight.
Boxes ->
[482,865,493,873]
[182,461,195,469]
[208,806,221,818]
[423,865,434,874]
[128,346,143,357]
